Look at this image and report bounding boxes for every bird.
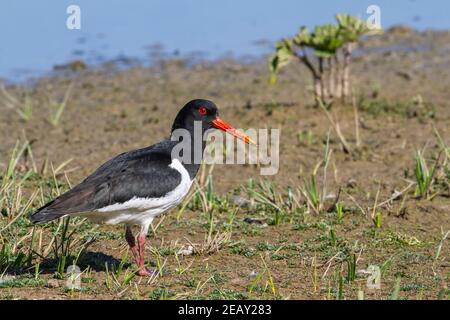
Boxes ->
[29,99,253,276]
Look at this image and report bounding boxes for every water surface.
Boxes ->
[1,0,448,82]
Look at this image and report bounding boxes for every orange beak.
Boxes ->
[212,117,256,145]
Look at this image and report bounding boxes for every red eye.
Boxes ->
[198,107,207,115]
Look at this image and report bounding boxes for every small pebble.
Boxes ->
[177,245,194,256]
[347,179,357,188]
[232,195,251,208]
[243,217,268,227]
[47,279,60,288]
[391,190,403,200]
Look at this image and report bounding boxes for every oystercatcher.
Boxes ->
[30,99,253,276]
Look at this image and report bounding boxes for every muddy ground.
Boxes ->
[0,27,449,300]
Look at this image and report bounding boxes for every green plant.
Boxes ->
[331,271,345,300]
[335,202,344,222]
[297,129,316,145]
[300,133,334,213]
[336,14,375,100]
[0,141,95,284]
[414,149,439,199]
[149,286,174,300]
[48,82,73,127]
[207,288,248,300]
[245,180,284,225]
[0,274,45,288]
[270,14,379,105]
[372,209,382,229]
[303,174,320,213]
[328,226,337,247]
[16,95,33,122]
[248,255,277,297]
[390,276,402,300]
[346,253,356,282]
[0,85,33,122]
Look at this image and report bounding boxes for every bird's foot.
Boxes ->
[136,267,158,277]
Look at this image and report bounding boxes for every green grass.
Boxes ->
[0,140,98,280]
[0,274,45,288]
[0,85,33,122]
[149,286,175,300]
[206,288,249,300]
[0,137,447,300]
[358,95,435,119]
[48,83,74,127]
[414,149,439,199]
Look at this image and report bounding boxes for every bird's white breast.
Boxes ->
[82,159,193,229]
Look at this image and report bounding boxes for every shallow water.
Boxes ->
[0,0,448,82]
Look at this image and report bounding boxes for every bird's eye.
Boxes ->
[198,107,207,115]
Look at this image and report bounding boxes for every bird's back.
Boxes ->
[30,139,188,224]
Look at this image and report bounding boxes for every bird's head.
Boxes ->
[171,99,255,144]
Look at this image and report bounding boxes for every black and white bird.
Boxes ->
[29,99,253,276]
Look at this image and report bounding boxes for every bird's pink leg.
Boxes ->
[125,226,154,277]
[125,226,139,264]
[136,232,154,276]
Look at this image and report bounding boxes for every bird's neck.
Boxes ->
[170,126,207,180]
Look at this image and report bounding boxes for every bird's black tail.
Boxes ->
[29,200,64,224]
[28,182,94,224]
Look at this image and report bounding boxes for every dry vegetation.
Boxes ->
[0,27,449,300]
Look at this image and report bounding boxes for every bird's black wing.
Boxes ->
[30,140,181,224]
